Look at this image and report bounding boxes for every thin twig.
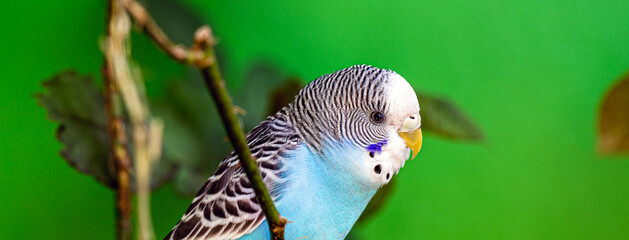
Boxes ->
[122,0,210,68]
[195,27,288,240]
[122,1,287,239]
[124,0,205,66]
[105,0,162,239]
[103,0,132,239]
[103,65,133,240]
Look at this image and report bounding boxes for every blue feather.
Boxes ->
[242,141,377,239]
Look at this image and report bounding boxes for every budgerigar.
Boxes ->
[166,65,423,240]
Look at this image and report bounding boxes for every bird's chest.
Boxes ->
[276,143,378,239]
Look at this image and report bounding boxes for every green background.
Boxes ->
[1,0,629,239]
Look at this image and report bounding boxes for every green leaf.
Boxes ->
[419,94,484,142]
[598,72,629,155]
[37,71,177,191]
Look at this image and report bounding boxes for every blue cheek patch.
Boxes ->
[366,140,388,155]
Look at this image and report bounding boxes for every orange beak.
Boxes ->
[398,128,423,160]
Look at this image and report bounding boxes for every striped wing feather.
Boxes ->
[165,115,300,240]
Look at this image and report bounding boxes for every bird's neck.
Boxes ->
[277,142,377,239]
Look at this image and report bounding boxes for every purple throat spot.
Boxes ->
[366,139,388,154]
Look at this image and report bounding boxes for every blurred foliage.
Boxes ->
[35,72,112,187]
[419,94,484,142]
[36,71,177,191]
[598,71,629,155]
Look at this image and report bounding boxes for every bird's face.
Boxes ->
[291,65,422,187]
[356,72,422,186]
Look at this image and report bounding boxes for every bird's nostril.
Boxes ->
[386,173,390,180]
[409,116,415,119]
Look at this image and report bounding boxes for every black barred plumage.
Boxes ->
[287,65,393,152]
[165,114,300,240]
[166,65,402,239]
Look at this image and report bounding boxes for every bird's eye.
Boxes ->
[370,111,384,124]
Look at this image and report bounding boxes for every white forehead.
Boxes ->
[385,73,419,117]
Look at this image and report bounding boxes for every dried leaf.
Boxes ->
[36,71,115,187]
[419,94,484,142]
[598,72,629,155]
[37,71,176,191]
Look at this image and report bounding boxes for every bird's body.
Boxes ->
[166,65,422,240]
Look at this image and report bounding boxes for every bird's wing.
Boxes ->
[165,115,301,240]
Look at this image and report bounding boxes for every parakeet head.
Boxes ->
[285,65,422,187]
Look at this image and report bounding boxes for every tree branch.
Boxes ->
[103,66,133,240]
[124,0,207,67]
[103,0,132,239]
[195,28,288,240]
[123,1,287,239]
[105,0,163,239]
